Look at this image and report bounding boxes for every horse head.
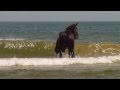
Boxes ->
[73,27,79,39]
[66,23,79,40]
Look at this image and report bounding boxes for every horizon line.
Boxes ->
[0,21,120,22]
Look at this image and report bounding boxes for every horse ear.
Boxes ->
[76,22,78,26]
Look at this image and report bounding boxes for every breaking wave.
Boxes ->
[0,55,120,66]
[0,40,120,58]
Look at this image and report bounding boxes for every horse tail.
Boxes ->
[55,38,60,53]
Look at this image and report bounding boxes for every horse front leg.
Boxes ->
[68,48,75,58]
[72,50,75,58]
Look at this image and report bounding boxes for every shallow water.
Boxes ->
[0,40,120,58]
[0,22,120,79]
[0,57,119,79]
[0,63,120,79]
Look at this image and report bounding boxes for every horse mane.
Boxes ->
[59,31,66,37]
[58,23,78,41]
[65,24,78,39]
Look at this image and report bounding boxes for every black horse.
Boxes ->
[55,23,79,58]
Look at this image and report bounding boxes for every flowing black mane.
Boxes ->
[60,23,78,39]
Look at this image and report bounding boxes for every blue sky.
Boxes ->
[0,11,120,22]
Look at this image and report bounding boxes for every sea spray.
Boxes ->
[0,40,120,58]
[0,55,120,66]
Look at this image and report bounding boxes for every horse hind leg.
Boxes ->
[55,49,59,58]
[59,51,62,58]
[55,50,57,57]
[68,50,71,58]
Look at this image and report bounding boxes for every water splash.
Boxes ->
[0,55,120,66]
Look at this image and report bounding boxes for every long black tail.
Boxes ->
[55,38,59,54]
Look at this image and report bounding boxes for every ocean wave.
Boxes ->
[0,38,26,41]
[0,40,119,58]
[0,55,120,66]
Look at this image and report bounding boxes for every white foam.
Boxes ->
[0,38,26,41]
[0,55,120,66]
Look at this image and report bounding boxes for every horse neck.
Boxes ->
[65,31,76,40]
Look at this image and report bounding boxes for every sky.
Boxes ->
[0,11,120,22]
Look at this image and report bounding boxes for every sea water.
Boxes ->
[0,21,120,79]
